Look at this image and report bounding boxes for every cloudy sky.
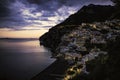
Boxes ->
[0,0,113,38]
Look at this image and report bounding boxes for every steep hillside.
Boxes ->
[39,4,116,52]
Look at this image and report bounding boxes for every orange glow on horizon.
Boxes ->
[0,28,48,38]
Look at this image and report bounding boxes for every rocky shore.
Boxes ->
[33,19,120,80]
[33,4,120,80]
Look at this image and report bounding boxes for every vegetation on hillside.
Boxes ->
[39,2,120,80]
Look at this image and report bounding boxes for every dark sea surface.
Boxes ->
[0,39,55,80]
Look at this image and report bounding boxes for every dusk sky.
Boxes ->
[0,0,113,38]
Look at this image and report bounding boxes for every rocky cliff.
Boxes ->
[39,4,117,52]
[38,4,120,80]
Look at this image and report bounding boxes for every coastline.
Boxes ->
[31,59,69,80]
[36,4,120,80]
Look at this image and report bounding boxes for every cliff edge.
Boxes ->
[39,4,117,52]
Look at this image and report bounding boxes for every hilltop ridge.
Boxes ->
[40,4,117,52]
[35,4,120,80]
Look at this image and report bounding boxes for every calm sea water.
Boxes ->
[0,39,55,80]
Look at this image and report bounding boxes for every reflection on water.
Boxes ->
[0,39,55,80]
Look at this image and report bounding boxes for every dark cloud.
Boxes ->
[0,6,10,17]
[0,0,112,29]
[0,0,11,17]
[41,11,56,17]
[28,0,111,8]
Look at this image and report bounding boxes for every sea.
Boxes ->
[0,38,55,80]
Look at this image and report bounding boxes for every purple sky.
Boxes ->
[0,0,113,30]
